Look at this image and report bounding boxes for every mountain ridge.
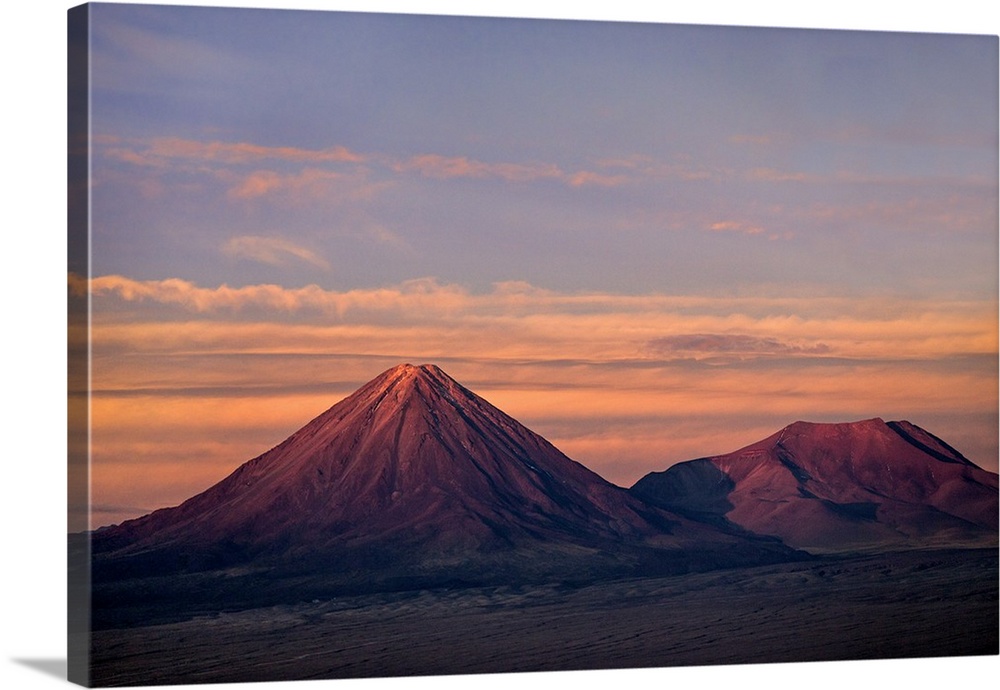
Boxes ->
[80,364,999,643]
[630,417,999,552]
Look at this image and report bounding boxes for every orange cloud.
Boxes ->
[707,220,766,235]
[100,135,808,202]
[146,137,366,165]
[77,273,472,317]
[75,273,999,361]
[220,167,389,204]
[98,136,383,205]
[224,168,338,200]
[104,146,166,168]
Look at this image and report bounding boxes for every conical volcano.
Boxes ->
[92,364,795,596]
[630,418,999,553]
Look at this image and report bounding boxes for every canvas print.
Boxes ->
[67,2,999,687]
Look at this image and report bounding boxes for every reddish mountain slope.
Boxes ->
[630,418,999,552]
[92,364,793,590]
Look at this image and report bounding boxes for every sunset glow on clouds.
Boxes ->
[74,270,997,525]
[75,4,998,528]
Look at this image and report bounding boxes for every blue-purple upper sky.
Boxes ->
[89,3,997,298]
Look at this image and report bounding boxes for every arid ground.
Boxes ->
[89,548,997,686]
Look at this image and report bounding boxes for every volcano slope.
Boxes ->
[88,364,797,627]
[631,418,999,553]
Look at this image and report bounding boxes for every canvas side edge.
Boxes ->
[67,4,92,687]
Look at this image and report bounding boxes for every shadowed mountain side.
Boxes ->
[89,364,799,626]
[631,418,999,553]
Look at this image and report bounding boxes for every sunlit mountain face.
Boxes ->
[631,418,999,552]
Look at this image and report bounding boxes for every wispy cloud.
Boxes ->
[104,145,165,168]
[729,134,775,146]
[362,224,414,252]
[221,168,387,204]
[99,136,386,205]
[703,219,798,242]
[74,273,469,316]
[222,235,330,270]
[647,334,832,357]
[706,220,767,236]
[106,136,366,167]
[567,171,628,188]
[95,135,996,252]
[393,153,564,182]
[745,167,811,182]
[101,135,640,194]
[803,192,996,235]
[73,273,998,362]
[596,154,721,182]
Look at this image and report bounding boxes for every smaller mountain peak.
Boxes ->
[856,417,887,427]
[781,418,887,434]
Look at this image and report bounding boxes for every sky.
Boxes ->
[69,1,998,529]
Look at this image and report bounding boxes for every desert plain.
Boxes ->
[89,547,997,686]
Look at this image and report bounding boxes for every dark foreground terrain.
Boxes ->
[89,548,997,686]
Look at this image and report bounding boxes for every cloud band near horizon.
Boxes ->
[72,270,998,529]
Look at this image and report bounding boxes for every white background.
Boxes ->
[2,1,998,689]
